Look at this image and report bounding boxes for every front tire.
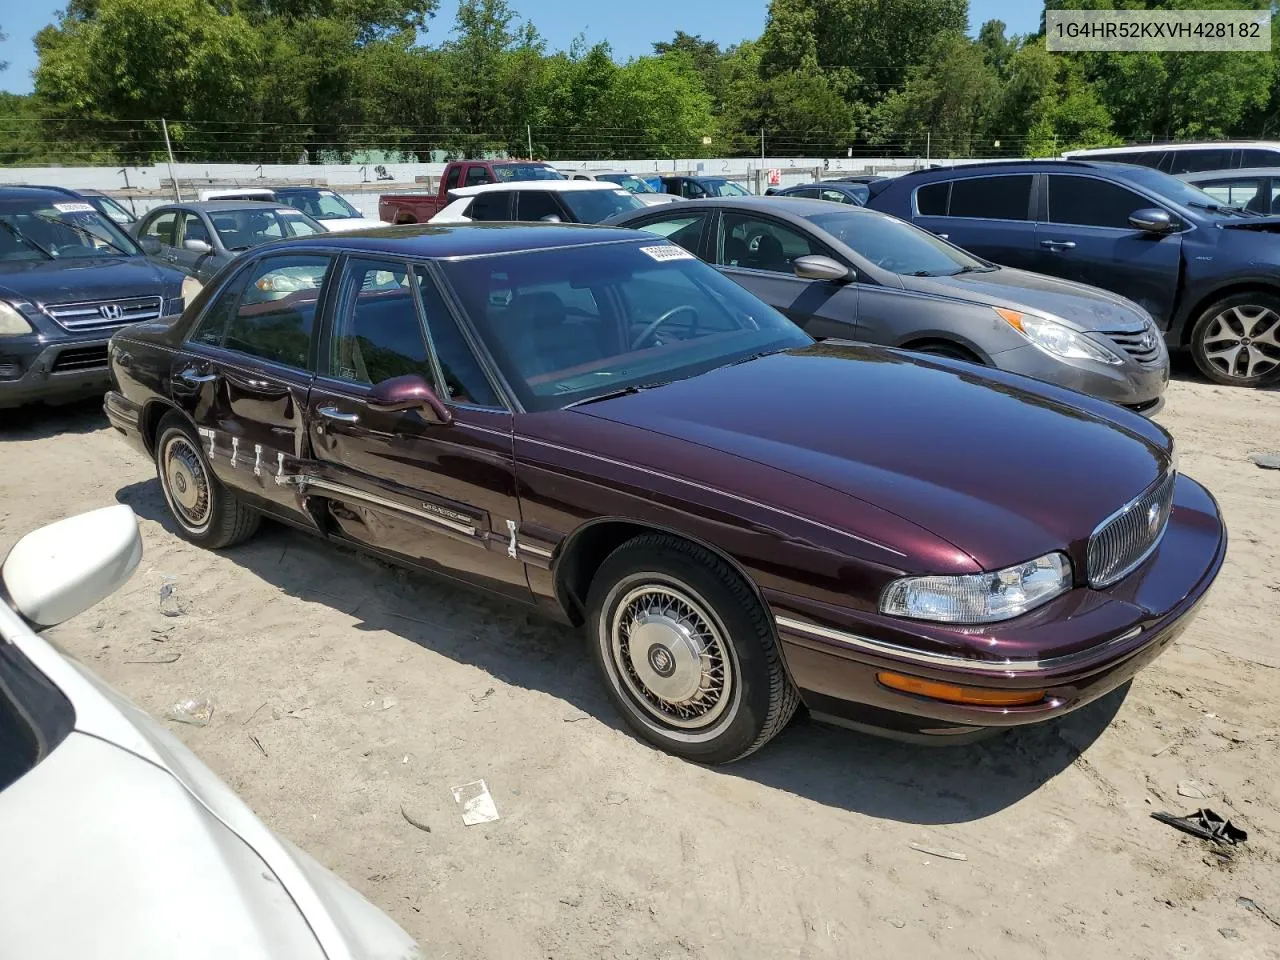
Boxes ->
[155,413,259,548]
[913,342,983,364]
[1190,292,1280,387]
[585,534,799,764]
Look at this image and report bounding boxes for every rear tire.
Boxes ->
[1189,292,1280,387]
[155,413,259,548]
[585,534,798,764]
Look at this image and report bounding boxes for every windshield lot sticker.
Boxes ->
[53,202,96,213]
[640,244,696,262]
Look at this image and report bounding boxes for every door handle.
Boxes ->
[1039,240,1077,250]
[176,367,217,384]
[317,405,360,423]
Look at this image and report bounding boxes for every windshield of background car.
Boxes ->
[439,241,811,412]
[560,189,645,222]
[278,189,362,220]
[208,208,324,250]
[1112,166,1234,213]
[93,194,137,225]
[807,210,989,276]
[703,179,751,197]
[599,174,657,193]
[494,164,565,182]
[0,198,141,261]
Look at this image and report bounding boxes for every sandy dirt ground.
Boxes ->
[2,364,1278,960]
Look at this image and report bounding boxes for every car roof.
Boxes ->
[1180,167,1280,180]
[451,180,620,196]
[1066,141,1280,155]
[255,222,654,259]
[148,200,301,213]
[620,195,884,222]
[0,185,95,203]
[867,159,1147,192]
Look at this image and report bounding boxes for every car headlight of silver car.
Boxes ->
[880,552,1073,624]
[0,300,34,337]
[995,308,1124,365]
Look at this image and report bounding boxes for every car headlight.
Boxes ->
[0,301,34,337]
[181,275,204,305]
[995,308,1124,365]
[880,552,1073,624]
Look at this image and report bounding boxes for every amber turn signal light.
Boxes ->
[876,672,1045,707]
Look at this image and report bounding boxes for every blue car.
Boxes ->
[866,159,1280,387]
[0,186,188,408]
[767,182,868,205]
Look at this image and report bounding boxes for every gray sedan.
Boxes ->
[135,201,326,284]
[610,197,1169,411]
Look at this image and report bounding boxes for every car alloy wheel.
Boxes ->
[160,432,213,535]
[1193,297,1280,386]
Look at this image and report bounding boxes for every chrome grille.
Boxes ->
[51,345,109,372]
[1087,471,1176,587]
[45,295,163,332]
[1097,323,1162,365]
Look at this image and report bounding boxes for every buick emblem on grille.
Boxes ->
[98,303,124,321]
[1139,332,1155,350]
[1146,502,1161,535]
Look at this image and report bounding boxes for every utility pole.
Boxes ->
[527,124,534,160]
[161,118,181,201]
[925,131,931,167]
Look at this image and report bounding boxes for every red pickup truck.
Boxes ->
[378,160,564,223]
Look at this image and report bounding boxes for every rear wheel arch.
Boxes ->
[1177,281,1280,345]
[140,398,184,456]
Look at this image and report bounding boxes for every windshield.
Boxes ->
[439,241,811,412]
[598,174,657,194]
[277,189,362,220]
[808,210,990,276]
[559,189,645,223]
[92,194,137,225]
[703,179,751,197]
[208,207,325,251]
[0,198,141,261]
[1113,166,1235,213]
[494,164,565,182]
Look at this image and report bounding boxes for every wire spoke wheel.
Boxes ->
[161,434,212,532]
[1202,305,1280,381]
[608,582,734,731]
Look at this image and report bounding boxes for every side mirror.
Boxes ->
[793,255,853,282]
[2,505,142,629]
[1129,208,1176,234]
[184,238,213,254]
[538,214,562,223]
[368,374,452,424]
[139,236,162,255]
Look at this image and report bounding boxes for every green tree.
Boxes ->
[607,54,717,159]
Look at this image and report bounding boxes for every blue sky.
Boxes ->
[0,0,1043,95]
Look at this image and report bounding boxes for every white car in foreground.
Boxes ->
[428,179,646,224]
[0,506,420,960]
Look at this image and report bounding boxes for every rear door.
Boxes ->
[911,173,1039,269]
[305,257,528,600]
[711,210,860,340]
[1036,173,1183,326]
[172,251,334,524]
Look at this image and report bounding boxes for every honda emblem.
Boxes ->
[99,303,123,321]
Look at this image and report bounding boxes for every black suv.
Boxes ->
[0,186,188,408]
[867,160,1280,387]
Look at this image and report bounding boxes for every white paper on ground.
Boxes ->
[451,779,500,825]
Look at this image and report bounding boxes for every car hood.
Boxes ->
[0,256,184,307]
[901,266,1152,332]
[317,217,383,231]
[575,342,1171,571]
[636,194,683,206]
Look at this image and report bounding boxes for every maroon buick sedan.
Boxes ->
[104,224,1226,763]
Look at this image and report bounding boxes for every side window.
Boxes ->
[822,188,853,204]
[915,181,949,215]
[1199,178,1263,210]
[683,180,706,199]
[327,259,429,385]
[411,266,499,406]
[717,213,816,272]
[948,175,1033,220]
[444,165,461,191]
[515,191,563,222]
[632,214,707,254]
[143,211,179,247]
[1240,148,1280,167]
[1168,149,1233,175]
[180,213,211,246]
[469,191,511,222]
[1047,175,1152,229]
[465,166,491,187]
[195,255,331,368]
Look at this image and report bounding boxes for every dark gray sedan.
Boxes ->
[135,201,325,285]
[610,198,1169,411]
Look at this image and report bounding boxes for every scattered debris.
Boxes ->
[451,779,500,825]
[166,697,214,727]
[1249,451,1280,469]
[884,918,906,929]
[399,804,432,833]
[1151,808,1247,846]
[604,791,627,806]
[909,842,968,862]
[367,873,388,883]
[158,577,183,617]
[1238,896,1280,928]
[559,892,583,907]
[124,653,181,664]
[249,733,267,757]
[469,687,495,706]
[1177,779,1212,800]
[150,626,173,641]
[1151,742,1174,757]
[241,701,268,726]
[381,697,398,711]
[401,754,410,764]
[563,714,589,723]
[1218,927,1242,941]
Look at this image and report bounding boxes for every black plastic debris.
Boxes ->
[1151,808,1247,845]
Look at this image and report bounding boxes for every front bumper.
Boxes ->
[0,336,112,409]
[991,342,1169,414]
[770,474,1226,740]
